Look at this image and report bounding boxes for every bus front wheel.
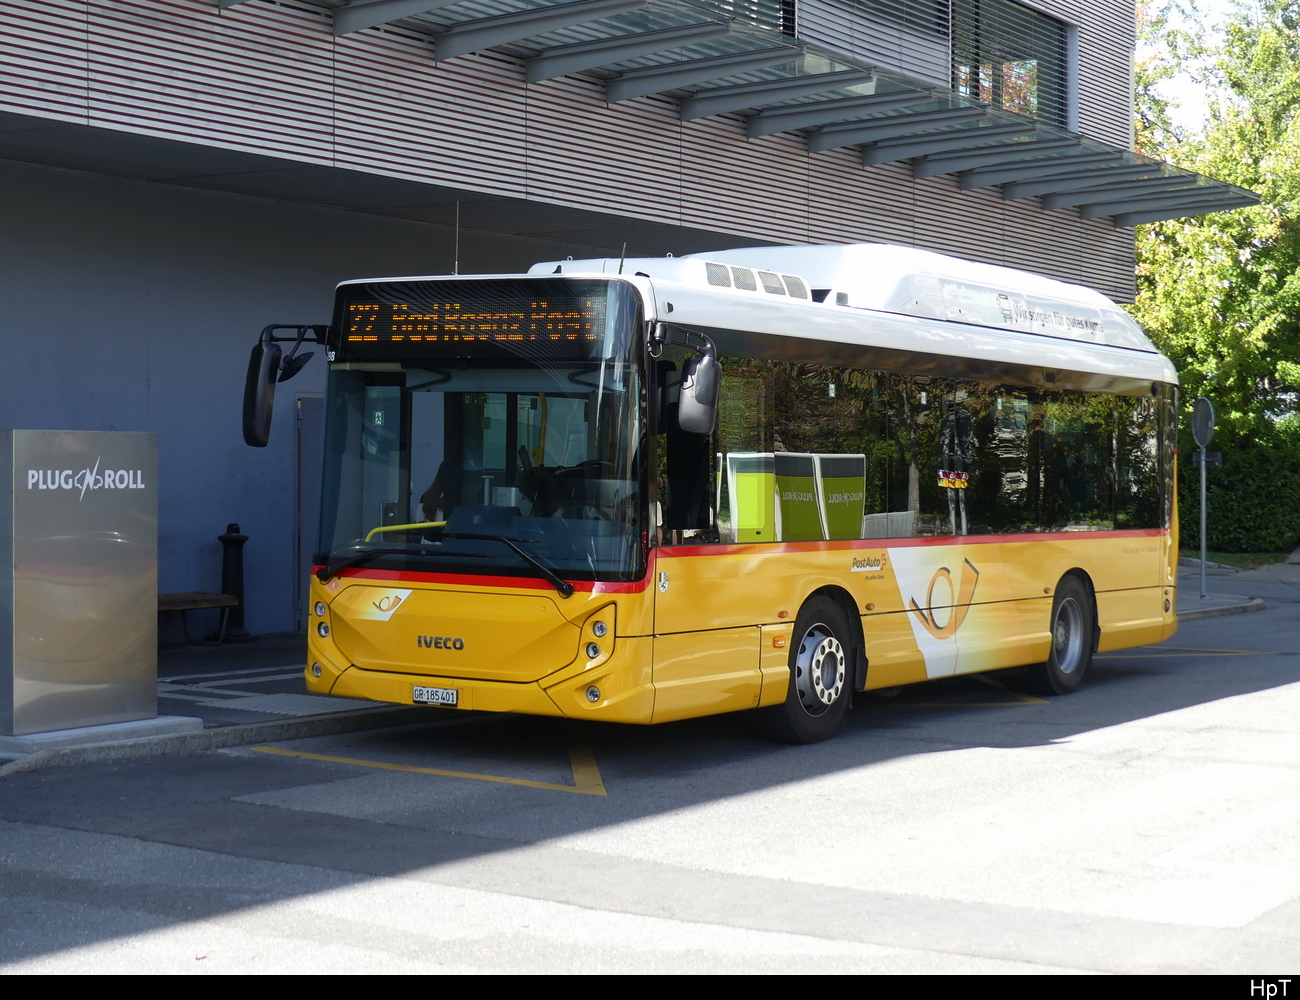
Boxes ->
[758,596,852,744]
[1022,576,1094,695]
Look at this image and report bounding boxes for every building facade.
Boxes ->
[0,0,1252,634]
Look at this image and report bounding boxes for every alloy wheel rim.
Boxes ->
[794,623,846,715]
[1053,597,1085,674]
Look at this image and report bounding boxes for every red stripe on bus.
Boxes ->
[313,565,652,594]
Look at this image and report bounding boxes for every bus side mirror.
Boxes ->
[242,325,328,447]
[678,354,719,436]
[242,340,282,447]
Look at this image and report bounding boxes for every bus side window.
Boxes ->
[715,359,774,543]
[1115,395,1160,529]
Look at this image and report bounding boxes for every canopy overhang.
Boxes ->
[211,0,1257,224]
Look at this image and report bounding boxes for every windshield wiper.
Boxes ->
[315,536,574,597]
[441,532,575,598]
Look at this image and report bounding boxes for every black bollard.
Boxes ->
[211,522,257,643]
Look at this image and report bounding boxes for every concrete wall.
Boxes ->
[0,157,608,636]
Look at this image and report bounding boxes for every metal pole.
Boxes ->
[1199,447,1208,599]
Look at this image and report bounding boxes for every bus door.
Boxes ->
[650,360,764,720]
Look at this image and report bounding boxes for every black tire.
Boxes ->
[757,596,853,744]
[1021,575,1094,695]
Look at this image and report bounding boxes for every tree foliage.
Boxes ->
[1130,0,1300,448]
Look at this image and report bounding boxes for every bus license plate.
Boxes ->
[412,685,458,707]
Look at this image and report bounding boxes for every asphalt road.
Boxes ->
[2,566,1299,973]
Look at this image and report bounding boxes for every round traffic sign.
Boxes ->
[1192,397,1216,448]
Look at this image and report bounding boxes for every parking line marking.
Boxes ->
[566,737,607,796]
[251,735,608,796]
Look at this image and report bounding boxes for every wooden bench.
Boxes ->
[158,592,239,645]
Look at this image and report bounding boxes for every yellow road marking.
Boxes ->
[252,733,607,796]
[565,738,608,796]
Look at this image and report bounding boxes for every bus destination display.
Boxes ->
[344,297,603,345]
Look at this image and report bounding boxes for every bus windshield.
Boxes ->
[316,278,645,585]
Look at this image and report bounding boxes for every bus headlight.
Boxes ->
[317,622,330,638]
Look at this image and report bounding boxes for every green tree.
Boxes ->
[1133,0,1300,441]
[1130,1,1300,550]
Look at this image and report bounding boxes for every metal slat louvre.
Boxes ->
[414,0,734,52]
[679,117,814,241]
[523,76,699,223]
[911,183,1008,267]
[1081,216,1136,298]
[434,1,652,63]
[607,48,804,102]
[332,0,467,36]
[525,22,736,82]
[89,1,335,160]
[797,0,950,87]
[747,89,941,139]
[807,154,918,245]
[336,40,529,197]
[0,0,89,123]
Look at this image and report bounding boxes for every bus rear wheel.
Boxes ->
[758,596,852,744]
[1022,576,1093,696]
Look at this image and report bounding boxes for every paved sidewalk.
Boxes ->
[1176,555,1300,618]
[0,567,1276,772]
[0,634,429,773]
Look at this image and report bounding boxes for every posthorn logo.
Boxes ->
[26,458,146,501]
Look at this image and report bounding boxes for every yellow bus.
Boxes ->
[245,243,1178,743]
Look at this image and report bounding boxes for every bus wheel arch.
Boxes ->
[1022,570,1097,696]
[813,585,868,692]
[757,588,859,744]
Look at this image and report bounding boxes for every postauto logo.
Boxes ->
[26,458,146,501]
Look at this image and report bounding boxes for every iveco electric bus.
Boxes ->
[244,244,1178,743]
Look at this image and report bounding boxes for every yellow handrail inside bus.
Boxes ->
[365,521,446,542]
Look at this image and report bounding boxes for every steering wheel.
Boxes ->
[565,459,618,477]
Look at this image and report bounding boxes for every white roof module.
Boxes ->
[686,243,1157,353]
[531,243,1155,354]
[527,255,810,301]
[527,243,1174,385]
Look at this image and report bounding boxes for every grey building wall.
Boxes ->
[0,158,613,635]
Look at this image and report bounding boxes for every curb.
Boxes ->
[1176,597,1267,621]
[0,705,434,777]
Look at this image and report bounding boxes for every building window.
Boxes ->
[711,0,799,36]
[951,0,1069,127]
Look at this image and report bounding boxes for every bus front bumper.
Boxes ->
[308,635,656,724]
